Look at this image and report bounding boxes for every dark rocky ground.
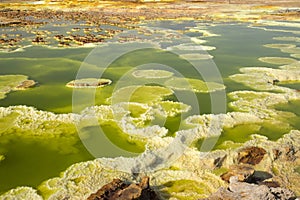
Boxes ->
[87,176,160,200]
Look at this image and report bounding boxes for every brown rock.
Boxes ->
[87,176,159,200]
[0,17,21,26]
[259,181,280,188]
[200,187,239,200]
[228,176,276,200]
[272,149,281,160]
[269,187,296,199]
[200,176,296,200]
[111,184,142,200]
[87,178,127,200]
[221,164,255,182]
[139,176,150,189]
[238,146,267,165]
[15,80,36,90]
[272,144,297,162]
[139,176,160,200]
[213,155,227,168]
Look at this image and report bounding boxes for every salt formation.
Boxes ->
[190,37,207,44]
[280,61,300,70]
[273,36,300,43]
[230,66,300,92]
[0,75,36,99]
[165,77,225,93]
[0,106,76,136]
[77,110,265,175]
[179,53,213,60]
[281,47,300,54]
[0,187,43,200]
[1,20,300,200]
[291,54,300,59]
[167,44,216,51]
[3,129,298,199]
[168,130,300,198]
[157,101,191,117]
[229,91,299,122]
[187,28,220,37]
[255,20,300,28]
[109,85,173,104]
[263,41,300,55]
[263,43,296,49]
[35,158,225,200]
[186,112,262,134]
[80,105,114,123]
[132,69,174,79]
[258,57,297,65]
[66,78,112,88]
[228,59,300,144]
[249,25,300,35]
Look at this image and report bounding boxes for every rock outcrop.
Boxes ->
[201,176,296,200]
[203,143,298,200]
[15,80,36,90]
[237,146,267,165]
[87,176,160,200]
[220,164,255,182]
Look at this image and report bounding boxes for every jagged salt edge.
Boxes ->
[97,111,263,173]
[111,102,169,138]
[0,105,76,132]
[36,112,269,198]
[229,66,300,92]
[0,187,43,200]
[156,100,192,118]
[256,20,300,28]
[37,130,300,199]
[228,90,300,119]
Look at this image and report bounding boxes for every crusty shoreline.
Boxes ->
[1,0,300,24]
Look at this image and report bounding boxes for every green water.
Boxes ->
[84,123,146,154]
[0,135,93,194]
[275,99,300,130]
[195,120,292,151]
[207,23,295,76]
[0,21,300,194]
[278,82,300,91]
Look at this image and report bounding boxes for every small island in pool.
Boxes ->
[66,78,112,88]
[0,75,36,100]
